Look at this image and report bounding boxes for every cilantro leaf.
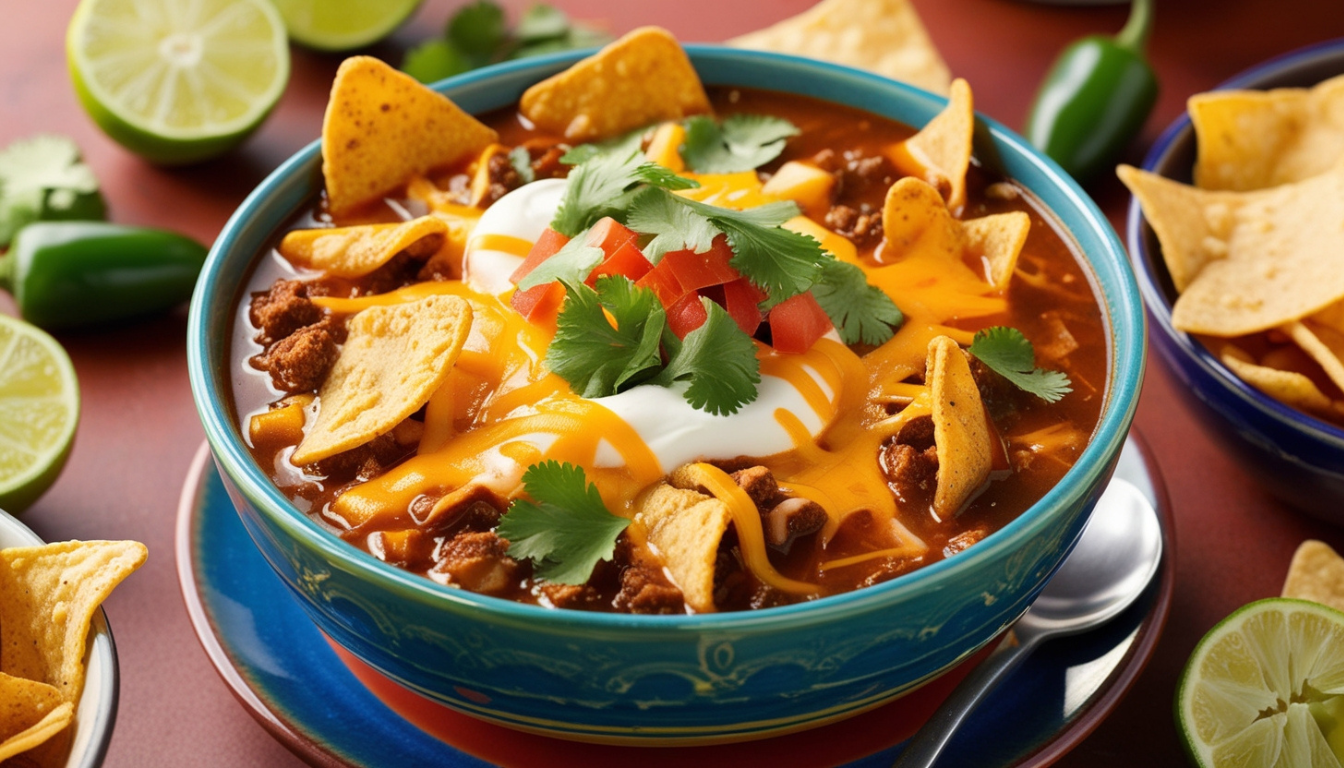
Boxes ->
[968,327,1073,403]
[559,127,646,166]
[401,38,473,84]
[515,4,569,40]
[446,0,507,61]
[0,134,104,248]
[516,235,603,291]
[656,298,761,415]
[508,145,535,185]
[625,187,719,262]
[551,151,697,237]
[681,114,800,173]
[811,259,904,345]
[545,277,666,397]
[496,460,631,585]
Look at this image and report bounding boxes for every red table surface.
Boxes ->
[4,1,1344,766]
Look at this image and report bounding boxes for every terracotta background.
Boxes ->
[4,0,1344,765]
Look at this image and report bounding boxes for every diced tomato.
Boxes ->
[510,281,565,322]
[768,291,833,354]
[635,261,687,308]
[722,278,766,336]
[666,292,708,339]
[661,236,739,293]
[588,240,653,286]
[509,227,570,284]
[585,217,639,256]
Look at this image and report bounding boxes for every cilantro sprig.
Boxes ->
[681,114,800,173]
[0,134,104,248]
[811,260,905,345]
[551,151,697,237]
[968,327,1073,403]
[496,461,631,585]
[546,276,762,415]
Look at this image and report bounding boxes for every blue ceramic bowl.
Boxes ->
[187,47,1144,743]
[1128,38,1344,524]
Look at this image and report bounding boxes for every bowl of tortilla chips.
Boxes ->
[1125,38,1344,523]
[187,30,1144,743]
[0,510,146,768]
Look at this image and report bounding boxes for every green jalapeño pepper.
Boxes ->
[0,221,207,330]
[1023,0,1158,183]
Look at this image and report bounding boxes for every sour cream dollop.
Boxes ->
[462,180,838,473]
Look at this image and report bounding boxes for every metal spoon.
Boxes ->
[893,477,1163,768]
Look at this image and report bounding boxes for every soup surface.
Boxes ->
[230,81,1109,614]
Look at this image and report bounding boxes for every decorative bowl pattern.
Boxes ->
[188,47,1145,743]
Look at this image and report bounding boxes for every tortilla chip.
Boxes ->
[1192,75,1344,191]
[881,176,1029,289]
[927,336,992,517]
[279,216,449,278]
[728,0,950,96]
[1282,320,1344,395]
[889,79,973,210]
[635,483,731,614]
[1119,163,1344,335]
[322,56,498,215]
[292,295,473,466]
[519,27,710,142]
[0,679,71,763]
[1282,540,1344,613]
[0,540,145,766]
[1220,344,1335,413]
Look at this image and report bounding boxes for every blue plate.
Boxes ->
[175,436,1172,768]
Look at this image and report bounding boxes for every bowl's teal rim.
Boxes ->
[187,45,1145,633]
[1127,36,1344,449]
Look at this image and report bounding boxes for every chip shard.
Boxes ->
[519,27,711,143]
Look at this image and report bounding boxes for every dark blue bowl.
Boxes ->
[189,46,1144,742]
[1128,38,1344,523]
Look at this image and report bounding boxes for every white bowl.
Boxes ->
[0,510,118,768]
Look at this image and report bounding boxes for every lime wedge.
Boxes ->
[66,0,290,165]
[0,315,79,513]
[268,0,424,52]
[1179,598,1344,767]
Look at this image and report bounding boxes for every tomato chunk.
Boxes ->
[635,261,687,308]
[768,291,833,354]
[509,227,570,284]
[722,278,766,336]
[661,236,739,293]
[588,240,653,286]
[666,292,708,339]
[585,217,639,256]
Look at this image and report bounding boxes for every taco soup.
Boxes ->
[229,30,1109,615]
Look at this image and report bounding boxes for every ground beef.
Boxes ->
[944,527,989,557]
[256,316,341,393]
[614,566,685,614]
[250,279,321,343]
[529,142,569,180]
[481,150,522,205]
[311,431,404,480]
[824,203,884,247]
[882,443,939,504]
[431,531,520,596]
[538,582,605,610]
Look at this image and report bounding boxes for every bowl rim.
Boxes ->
[188,44,1145,631]
[1127,36,1344,448]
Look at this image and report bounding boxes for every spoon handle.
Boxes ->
[891,629,1041,768]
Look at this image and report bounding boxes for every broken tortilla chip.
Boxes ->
[519,27,710,143]
[279,216,449,278]
[292,294,473,466]
[1282,539,1344,613]
[1119,163,1344,335]
[0,684,71,763]
[0,540,146,766]
[1192,74,1344,192]
[928,336,992,518]
[880,176,1029,290]
[1282,320,1344,396]
[322,56,498,215]
[635,483,732,614]
[888,78,973,210]
[728,0,951,96]
[1220,344,1336,414]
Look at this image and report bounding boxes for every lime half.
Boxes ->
[1179,598,1344,767]
[0,315,79,513]
[66,0,290,165]
[268,0,424,52]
